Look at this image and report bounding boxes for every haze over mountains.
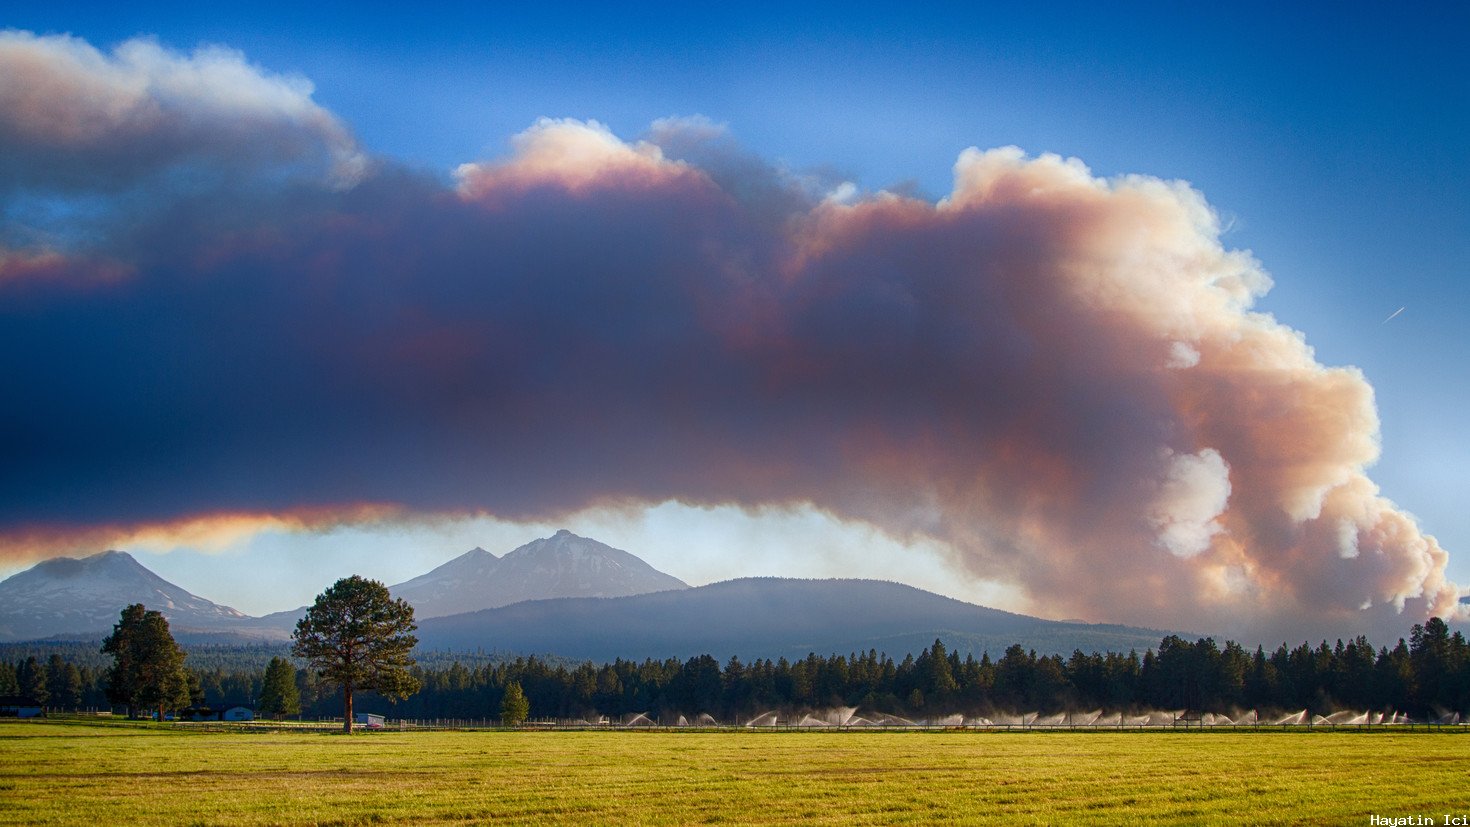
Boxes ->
[0,531,1175,658]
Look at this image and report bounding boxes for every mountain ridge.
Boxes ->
[0,541,1182,658]
[0,531,696,642]
[413,576,1175,661]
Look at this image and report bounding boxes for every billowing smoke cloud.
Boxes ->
[0,31,364,194]
[0,33,1461,640]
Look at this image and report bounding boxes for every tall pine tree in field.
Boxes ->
[101,604,190,720]
[292,576,420,733]
[258,656,301,719]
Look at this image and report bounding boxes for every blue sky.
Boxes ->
[3,3,1466,634]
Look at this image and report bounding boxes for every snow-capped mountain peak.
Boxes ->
[0,550,247,641]
[390,530,688,619]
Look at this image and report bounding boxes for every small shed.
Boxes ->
[182,706,221,721]
[354,712,386,729]
[0,695,44,718]
[222,706,254,722]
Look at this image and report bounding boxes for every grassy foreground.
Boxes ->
[2,721,1467,825]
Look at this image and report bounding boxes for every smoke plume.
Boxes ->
[1,33,1461,639]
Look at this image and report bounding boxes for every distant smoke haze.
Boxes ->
[0,32,1462,641]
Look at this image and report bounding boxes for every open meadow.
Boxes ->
[2,721,1468,825]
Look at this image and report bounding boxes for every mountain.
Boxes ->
[389,530,689,619]
[1,542,1177,659]
[0,551,253,642]
[167,529,693,636]
[0,531,690,642]
[415,577,1172,661]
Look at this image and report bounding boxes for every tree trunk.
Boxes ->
[343,683,354,734]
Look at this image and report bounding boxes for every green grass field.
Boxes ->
[2,721,1467,825]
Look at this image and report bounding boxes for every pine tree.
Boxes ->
[100,604,190,720]
[19,656,48,706]
[258,656,301,719]
[500,681,530,726]
[922,639,958,701]
[59,663,84,710]
[44,655,67,707]
[1410,617,1453,716]
[292,576,420,733]
[0,661,18,696]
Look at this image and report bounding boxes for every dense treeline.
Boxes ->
[5,618,1466,720]
[377,619,1468,721]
